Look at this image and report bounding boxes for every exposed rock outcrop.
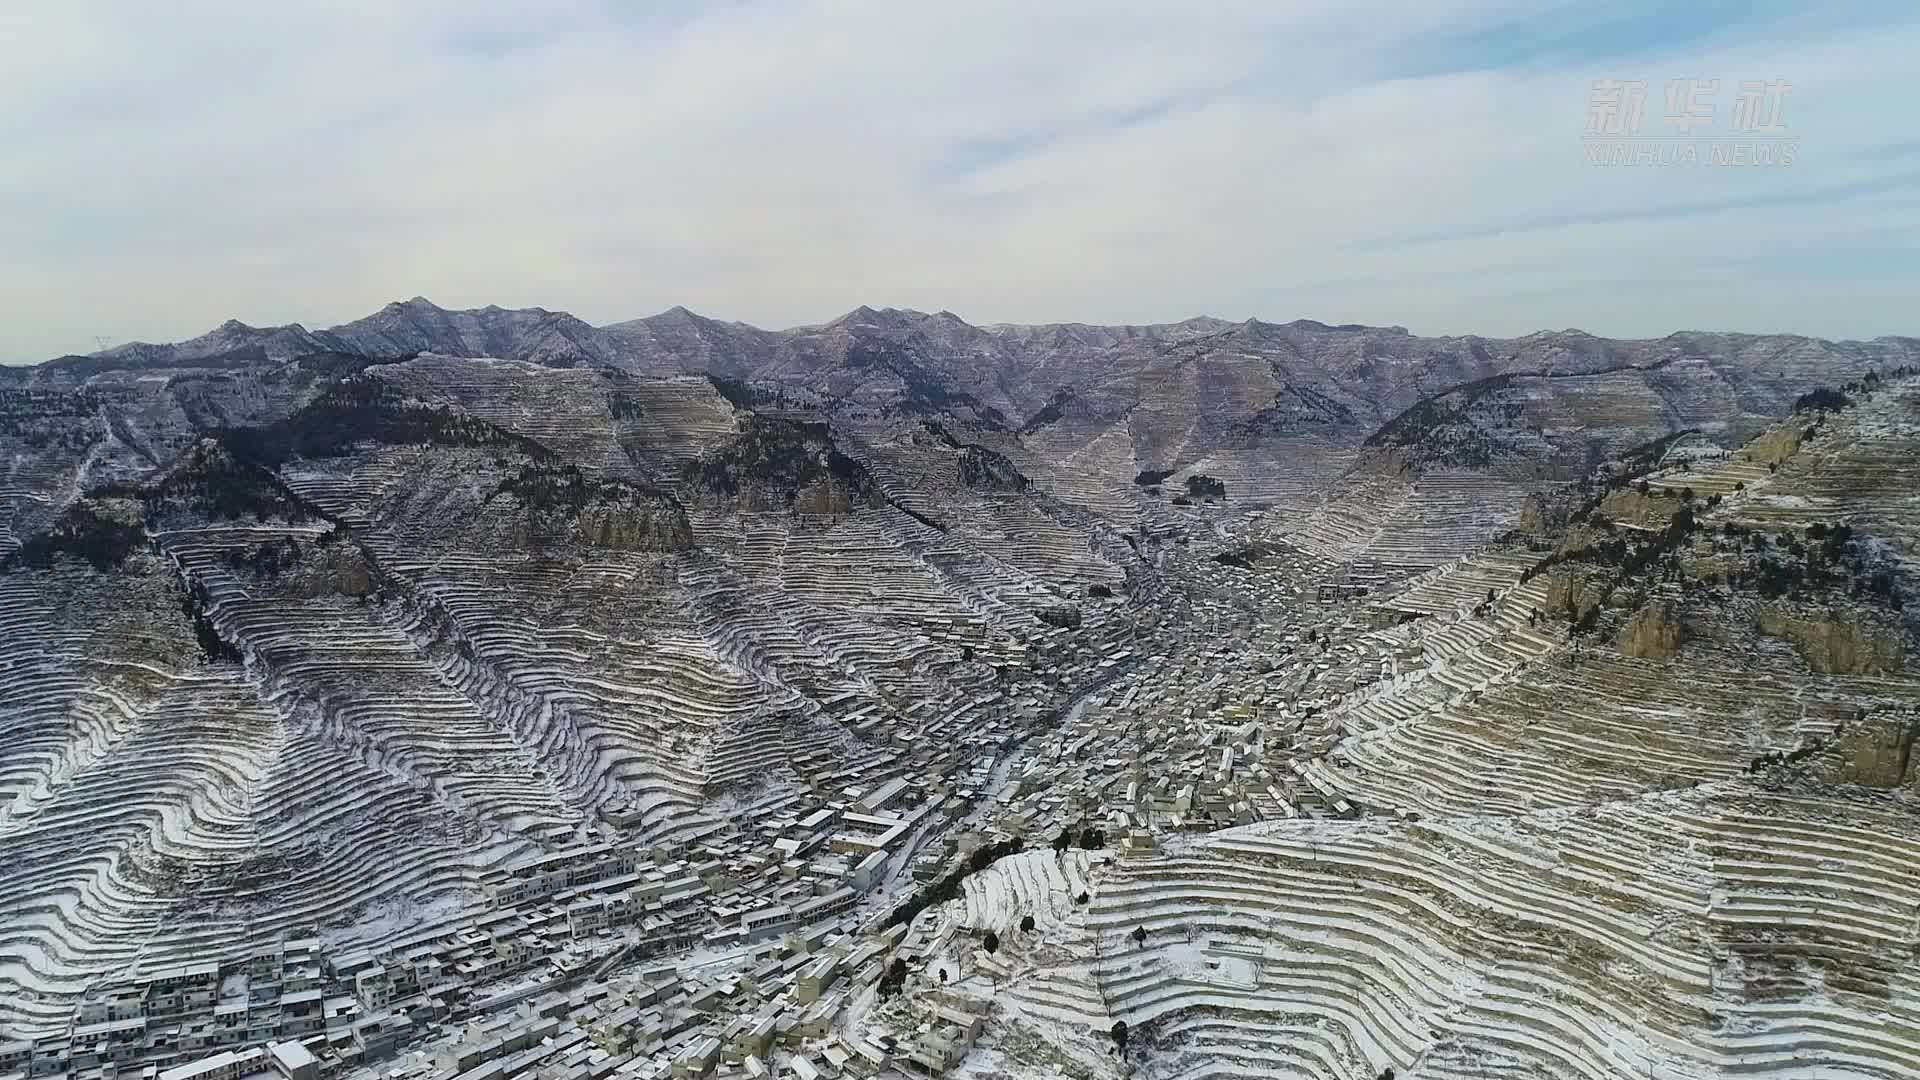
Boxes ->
[791,478,855,517]
[1813,712,1919,788]
[497,464,695,552]
[285,542,378,598]
[1617,601,1685,659]
[1737,423,1807,468]
[575,501,695,550]
[1543,567,1612,624]
[683,415,879,516]
[956,445,1029,492]
[1517,492,1568,534]
[1598,489,1684,530]
[1754,605,1904,674]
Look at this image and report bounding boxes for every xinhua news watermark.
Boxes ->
[1584,79,1797,166]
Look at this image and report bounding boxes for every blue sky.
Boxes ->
[2,0,1916,362]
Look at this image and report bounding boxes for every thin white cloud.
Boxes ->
[1,0,1915,362]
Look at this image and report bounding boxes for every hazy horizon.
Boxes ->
[6,0,1918,363]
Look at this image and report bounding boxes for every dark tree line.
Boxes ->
[703,375,813,414]
[94,443,314,524]
[1793,386,1851,413]
[1728,522,1903,608]
[1747,732,1832,774]
[882,836,1026,931]
[181,582,242,663]
[215,375,552,469]
[1519,504,1700,589]
[1053,826,1108,851]
[683,416,870,499]
[495,463,670,510]
[0,388,103,450]
[877,957,909,998]
[1037,606,1083,630]
[222,537,305,579]
[1186,474,1226,499]
[1019,388,1075,435]
[705,375,756,409]
[3,502,146,572]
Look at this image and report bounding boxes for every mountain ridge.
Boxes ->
[24,297,1918,375]
[12,299,1918,522]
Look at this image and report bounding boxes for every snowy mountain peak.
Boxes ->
[381,296,444,314]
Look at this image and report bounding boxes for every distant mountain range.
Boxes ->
[32,296,1918,404]
[15,297,1916,488]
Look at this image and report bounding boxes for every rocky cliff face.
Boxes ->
[1737,423,1807,468]
[956,444,1029,492]
[682,416,878,516]
[1517,492,1571,535]
[1814,712,1919,788]
[1754,606,1905,674]
[1617,601,1686,659]
[574,501,695,551]
[790,479,856,517]
[283,543,378,598]
[497,464,694,552]
[1544,567,1612,623]
[1597,488,1693,530]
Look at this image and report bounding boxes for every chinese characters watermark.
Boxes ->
[1584,78,1797,166]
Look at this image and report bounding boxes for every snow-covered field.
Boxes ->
[896,792,1920,1080]
[957,849,1095,937]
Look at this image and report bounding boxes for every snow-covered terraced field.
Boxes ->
[1357,471,1537,576]
[353,538,764,822]
[1277,470,1533,580]
[1066,792,1920,1080]
[371,356,629,473]
[1735,382,1920,560]
[162,528,586,835]
[1321,616,1878,822]
[0,558,522,1037]
[1010,423,1148,523]
[1168,442,1356,513]
[956,850,1095,937]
